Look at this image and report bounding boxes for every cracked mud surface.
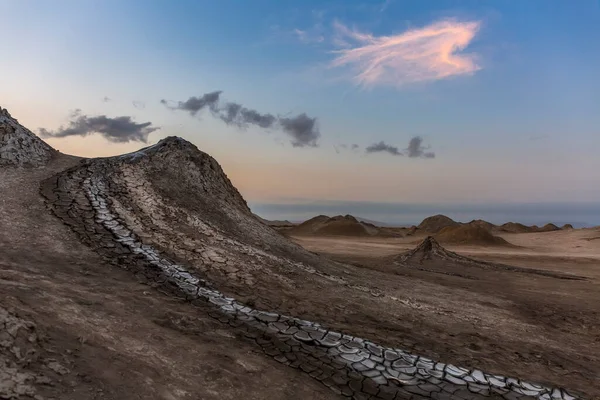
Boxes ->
[1,134,597,399]
[32,137,590,399]
[1,155,335,400]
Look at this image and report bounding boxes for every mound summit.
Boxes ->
[288,214,398,237]
[435,224,511,246]
[0,106,55,167]
[417,214,460,233]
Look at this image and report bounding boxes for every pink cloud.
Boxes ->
[329,19,481,88]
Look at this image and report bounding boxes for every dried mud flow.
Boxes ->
[32,136,585,400]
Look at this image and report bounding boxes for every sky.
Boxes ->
[1,0,599,223]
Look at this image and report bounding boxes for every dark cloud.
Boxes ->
[351,144,359,150]
[218,102,277,129]
[161,91,222,115]
[279,113,320,147]
[366,137,435,158]
[132,100,146,109]
[39,110,159,143]
[102,96,111,102]
[366,141,402,156]
[164,92,320,148]
[406,136,435,158]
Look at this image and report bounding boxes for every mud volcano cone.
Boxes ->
[0,106,56,167]
[395,236,462,265]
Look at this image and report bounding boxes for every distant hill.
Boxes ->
[253,214,295,227]
[499,221,565,233]
[498,222,536,233]
[538,223,560,232]
[435,225,512,246]
[287,214,401,237]
[418,214,460,233]
[467,219,497,232]
[353,216,401,227]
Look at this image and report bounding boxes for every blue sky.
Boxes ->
[1,0,599,214]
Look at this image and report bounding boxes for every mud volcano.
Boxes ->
[396,237,586,281]
[0,106,586,400]
[38,138,582,399]
[0,106,55,167]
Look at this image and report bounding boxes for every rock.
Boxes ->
[0,106,55,167]
[46,361,70,376]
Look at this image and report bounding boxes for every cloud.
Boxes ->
[380,0,393,12]
[329,19,481,88]
[132,100,146,109]
[163,92,321,147]
[406,136,435,158]
[279,113,320,148]
[366,141,402,156]
[288,9,327,45]
[218,102,277,129]
[293,28,325,44]
[161,91,222,115]
[39,110,159,143]
[366,137,435,158]
[336,143,360,153]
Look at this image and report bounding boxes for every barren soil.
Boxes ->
[290,231,600,398]
[0,156,335,400]
[1,129,598,399]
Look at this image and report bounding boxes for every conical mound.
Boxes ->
[0,106,56,167]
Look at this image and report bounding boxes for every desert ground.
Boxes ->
[290,229,600,398]
[1,106,599,399]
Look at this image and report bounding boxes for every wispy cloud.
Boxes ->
[132,100,146,109]
[366,136,435,158]
[39,110,159,143]
[379,0,393,13]
[334,143,360,154]
[293,28,324,44]
[289,9,327,45]
[329,19,481,88]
